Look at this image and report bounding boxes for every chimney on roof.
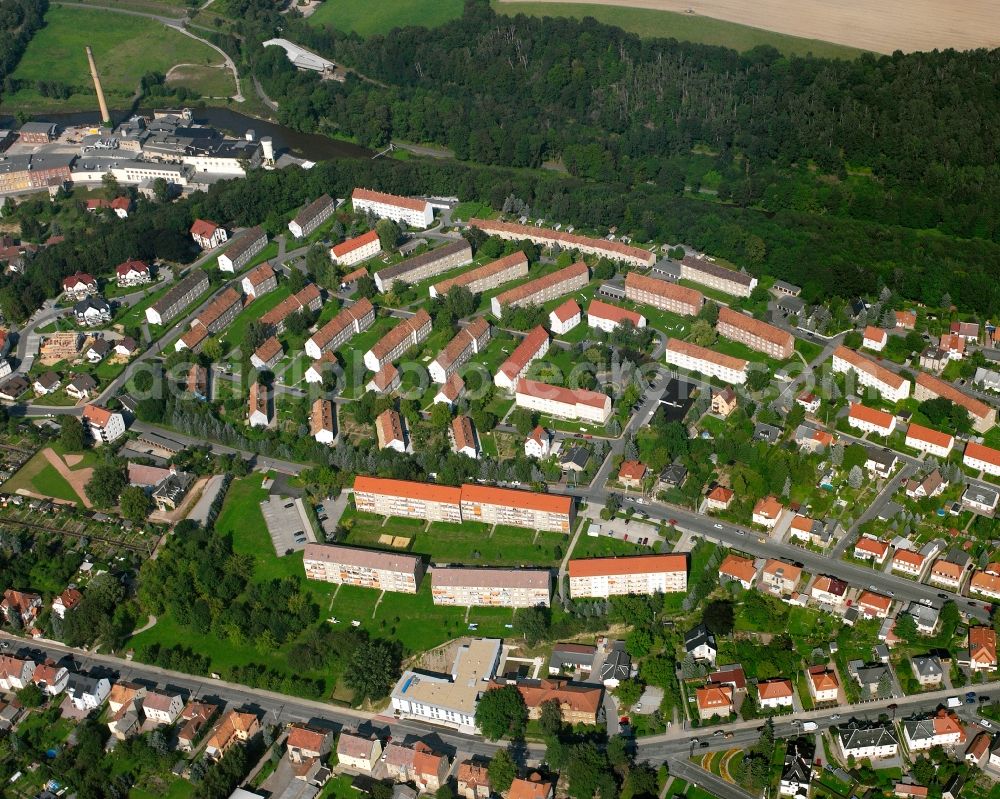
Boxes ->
[85,46,111,126]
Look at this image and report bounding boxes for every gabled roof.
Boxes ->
[757,678,793,700]
[551,298,581,323]
[719,554,756,584]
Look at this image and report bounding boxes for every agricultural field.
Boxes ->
[165,64,236,99]
[2,6,228,112]
[498,0,998,55]
[305,0,867,58]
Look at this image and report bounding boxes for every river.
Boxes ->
[0,106,371,162]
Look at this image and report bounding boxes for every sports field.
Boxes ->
[2,6,226,111]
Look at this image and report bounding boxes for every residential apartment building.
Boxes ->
[366,362,400,394]
[82,404,126,445]
[664,338,748,385]
[494,326,549,390]
[331,230,382,266]
[142,691,184,725]
[352,477,574,532]
[218,226,267,272]
[678,256,757,297]
[451,414,479,458]
[364,309,432,371]
[837,722,899,760]
[146,271,209,325]
[970,567,1000,600]
[831,346,911,402]
[460,483,574,533]
[903,710,967,752]
[352,187,434,229]
[262,283,323,335]
[190,219,226,249]
[436,374,465,405]
[288,194,335,238]
[469,218,655,267]
[204,710,260,759]
[305,298,375,359]
[507,677,604,726]
[847,402,896,438]
[376,408,407,452]
[568,554,688,598]
[587,299,646,332]
[303,543,425,593]
[914,372,996,433]
[116,259,151,287]
[311,399,336,444]
[514,378,612,424]
[965,442,1000,477]
[429,317,491,383]
[241,263,278,298]
[490,261,589,318]
[430,251,529,298]
[431,567,551,608]
[374,240,473,293]
[549,299,581,335]
[905,423,955,458]
[623,271,703,316]
[391,638,502,730]
[717,307,794,359]
[353,476,463,523]
[247,382,271,428]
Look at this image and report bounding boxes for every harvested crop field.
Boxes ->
[496,0,1000,54]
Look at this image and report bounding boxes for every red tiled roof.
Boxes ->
[190,219,220,238]
[849,403,895,429]
[568,554,687,578]
[352,187,428,213]
[492,261,588,309]
[332,230,379,258]
[470,218,653,263]
[906,423,954,450]
[966,442,1000,468]
[588,299,642,326]
[719,554,756,584]
[833,346,906,390]
[863,325,887,344]
[718,306,793,349]
[757,678,793,700]
[618,460,646,481]
[116,259,149,277]
[82,404,114,428]
[551,298,580,323]
[624,271,703,308]
[752,495,782,520]
[665,338,748,371]
[916,372,991,421]
[515,378,609,411]
[498,326,548,382]
[461,483,572,515]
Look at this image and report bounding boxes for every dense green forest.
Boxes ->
[0,0,44,93]
[2,0,999,318]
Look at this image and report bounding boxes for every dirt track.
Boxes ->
[497,0,1000,53]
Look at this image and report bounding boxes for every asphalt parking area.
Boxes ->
[260,495,313,555]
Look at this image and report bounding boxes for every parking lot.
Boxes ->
[259,495,315,555]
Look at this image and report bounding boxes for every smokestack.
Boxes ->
[85,46,111,126]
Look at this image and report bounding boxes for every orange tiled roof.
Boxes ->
[568,554,686,579]
[906,423,954,450]
[719,554,756,584]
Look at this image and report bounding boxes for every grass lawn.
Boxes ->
[4,6,223,112]
[306,0,863,59]
[343,512,566,567]
[165,64,235,98]
[794,337,824,362]
[307,0,467,35]
[572,531,647,558]
[131,776,195,799]
[222,286,292,353]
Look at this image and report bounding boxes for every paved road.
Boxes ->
[1,632,537,764]
[830,461,917,558]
